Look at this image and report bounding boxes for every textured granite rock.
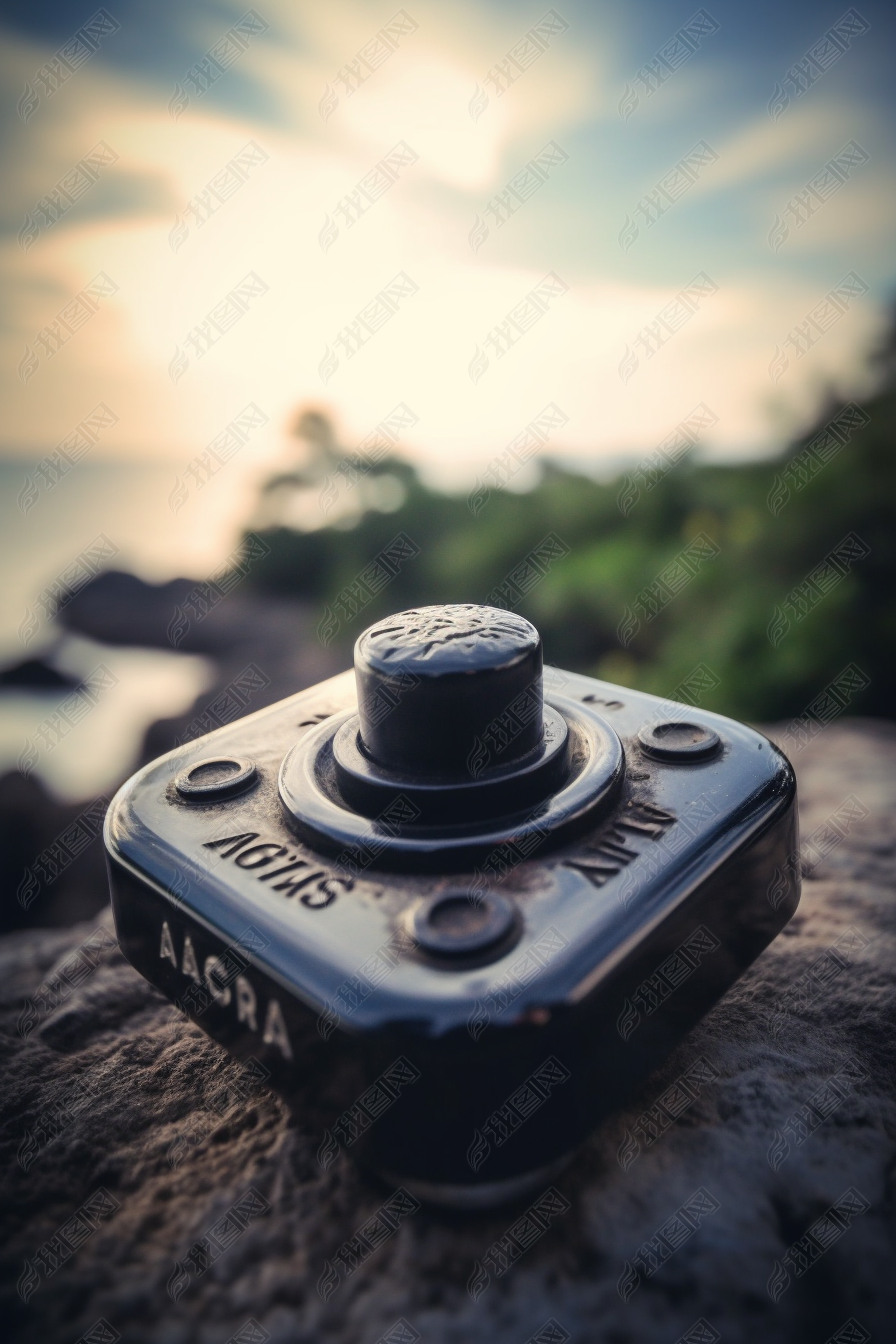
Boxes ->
[1,721,894,1344]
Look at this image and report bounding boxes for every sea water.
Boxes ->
[0,456,255,799]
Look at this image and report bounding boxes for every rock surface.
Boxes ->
[1,720,894,1344]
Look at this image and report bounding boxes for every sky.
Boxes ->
[2,0,895,488]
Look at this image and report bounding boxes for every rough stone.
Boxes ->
[1,721,894,1344]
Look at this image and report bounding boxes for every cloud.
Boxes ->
[762,164,896,257]
[233,0,604,193]
[689,99,874,198]
[0,1,891,486]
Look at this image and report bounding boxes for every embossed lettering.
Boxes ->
[271,869,324,896]
[204,832,259,857]
[160,920,177,965]
[157,921,292,1060]
[262,998,292,1060]
[182,935,201,982]
[561,802,677,888]
[204,955,233,1005]
[202,833,353,908]
[235,974,257,1030]
[235,843,288,869]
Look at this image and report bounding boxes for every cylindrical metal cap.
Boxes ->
[354,605,544,777]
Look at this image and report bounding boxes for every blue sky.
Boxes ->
[2,0,895,483]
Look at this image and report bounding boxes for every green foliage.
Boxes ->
[237,365,895,723]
